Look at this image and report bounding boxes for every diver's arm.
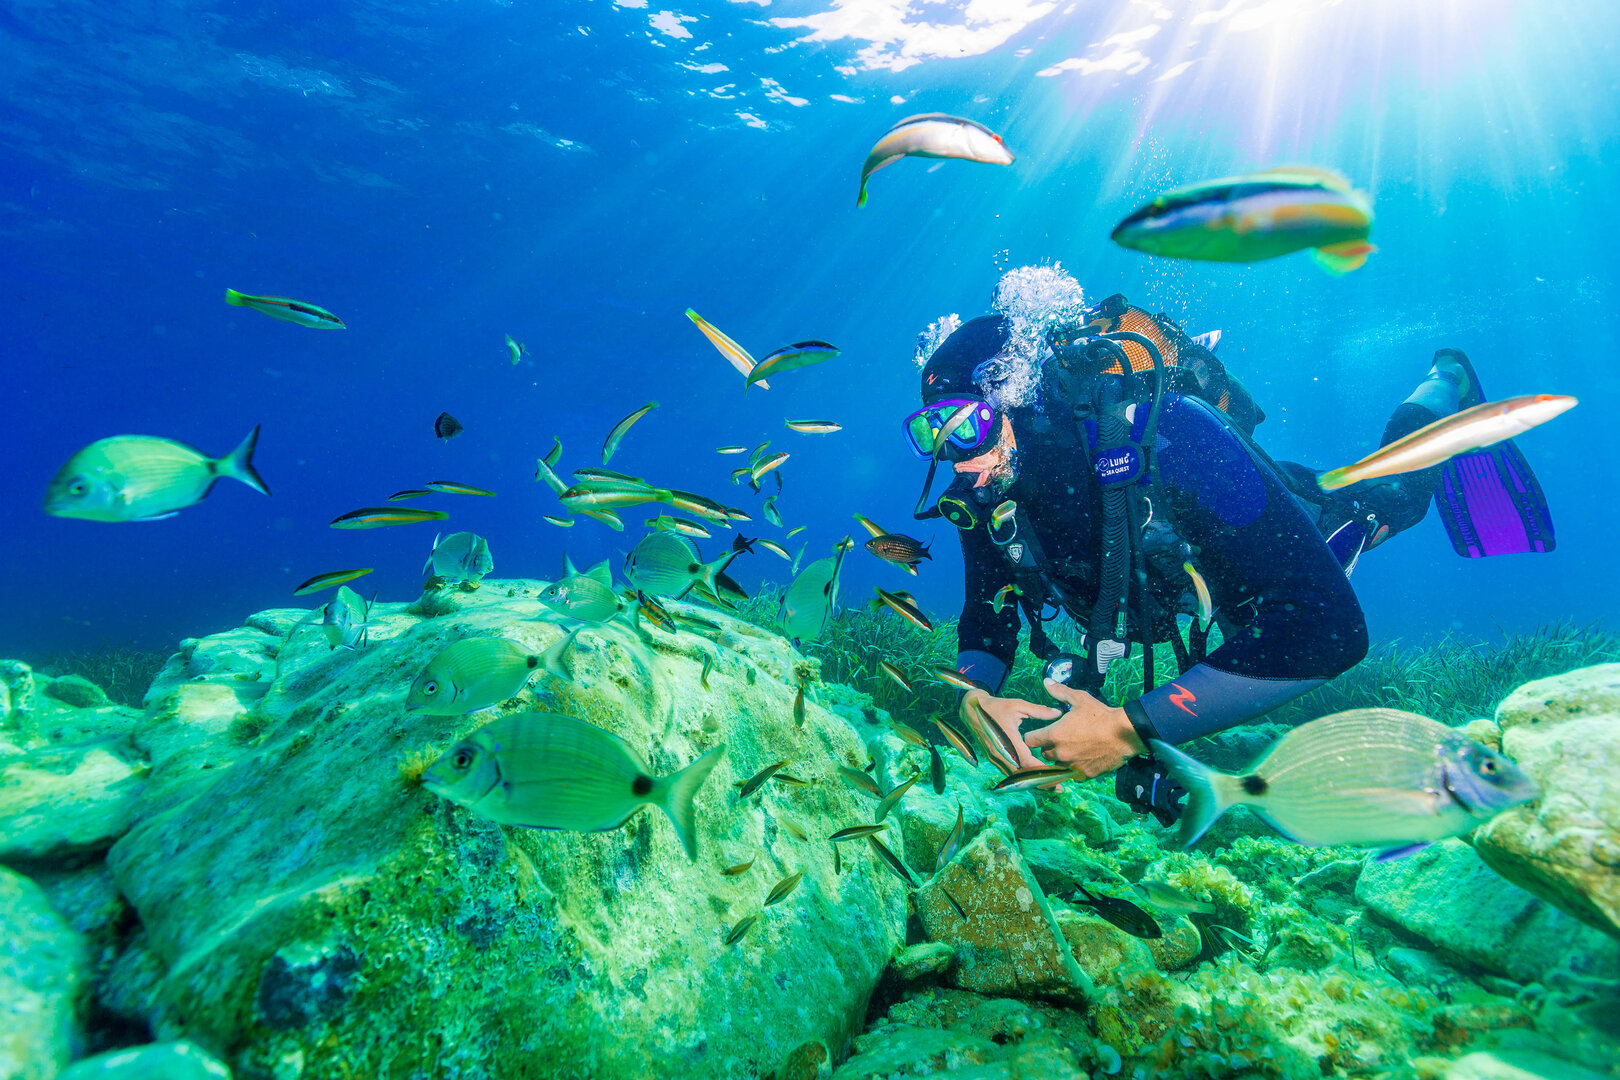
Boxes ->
[1128,396,1370,745]
[954,524,1019,690]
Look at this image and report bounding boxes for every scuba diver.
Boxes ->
[903,291,1555,824]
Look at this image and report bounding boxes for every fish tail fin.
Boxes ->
[225,288,248,306]
[423,532,441,577]
[1312,240,1376,275]
[656,744,726,860]
[856,182,869,208]
[220,425,271,496]
[693,549,740,594]
[1149,739,1245,850]
[1316,466,1355,492]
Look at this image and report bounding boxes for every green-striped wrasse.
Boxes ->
[424,480,496,497]
[1318,394,1576,492]
[225,288,344,328]
[745,342,839,394]
[1112,167,1376,273]
[784,419,841,434]
[857,114,1014,208]
[686,308,768,389]
[330,506,448,529]
[293,567,374,596]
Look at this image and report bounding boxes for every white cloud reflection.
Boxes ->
[769,0,1059,73]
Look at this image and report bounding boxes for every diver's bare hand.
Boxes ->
[1024,678,1146,779]
[959,689,1061,772]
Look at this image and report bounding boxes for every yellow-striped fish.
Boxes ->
[293,567,374,596]
[784,419,842,434]
[602,402,658,464]
[1318,394,1577,491]
[225,288,344,329]
[686,309,768,389]
[424,480,495,497]
[858,114,1015,208]
[1184,562,1213,631]
[1112,167,1376,274]
[329,506,448,529]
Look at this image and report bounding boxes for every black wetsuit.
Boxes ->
[954,390,1410,745]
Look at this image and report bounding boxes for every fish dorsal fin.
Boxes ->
[1251,165,1352,192]
[587,559,613,586]
[563,552,580,579]
[890,113,989,135]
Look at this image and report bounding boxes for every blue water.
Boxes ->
[4,0,1617,660]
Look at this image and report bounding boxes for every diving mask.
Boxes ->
[901,398,996,461]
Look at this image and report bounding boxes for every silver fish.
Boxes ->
[538,559,626,624]
[780,538,850,643]
[424,531,494,585]
[406,638,542,714]
[44,428,270,522]
[1130,880,1215,917]
[320,585,373,651]
[1152,707,1537,857]
[423,712,725,859]
[857,113,1014,207]
[624,532,736,599]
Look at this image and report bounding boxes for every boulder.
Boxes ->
[0,742,146,867]
[56,1041,231,1080]
[105,586,906,1079]
[915,823,1092,1003]
[830,1022,1084,1080]
[0,865,89,1080]
[1356,839,1620,984]
[45,674,111,710]
[1474,664,1620,939]
[888,942,954,984]
[1424,1050,1616,1080]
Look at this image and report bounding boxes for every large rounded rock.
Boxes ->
[915,823,1092,1003]
[1356,839,1620,983]
[0,866,89,1080]
[106,585,905,1079]
[56,1041,231,1080]
[1474,664,1620,939]
[0,743,145,867]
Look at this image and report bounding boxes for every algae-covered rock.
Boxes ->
[889,941,954,984]
[917,823,1092,1003]
[1019,837,1116,897]
[830,1021,1084,1080]
[1142,915,1202,971]
[1474,663,1620,939]
[0,742,146,866]
[1430,1049,1617,1080]
[104,585,906,1079]
[1053,908,1154,987]
[1356,839,1620,983]
[45,674,112,710]
[56,1041,231,1080]
[0,865,90,1080]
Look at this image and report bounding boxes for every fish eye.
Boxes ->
[451,748,474,770]
[423,680,438,696]
[67,478,88,496]
[1479,758,1498,775]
